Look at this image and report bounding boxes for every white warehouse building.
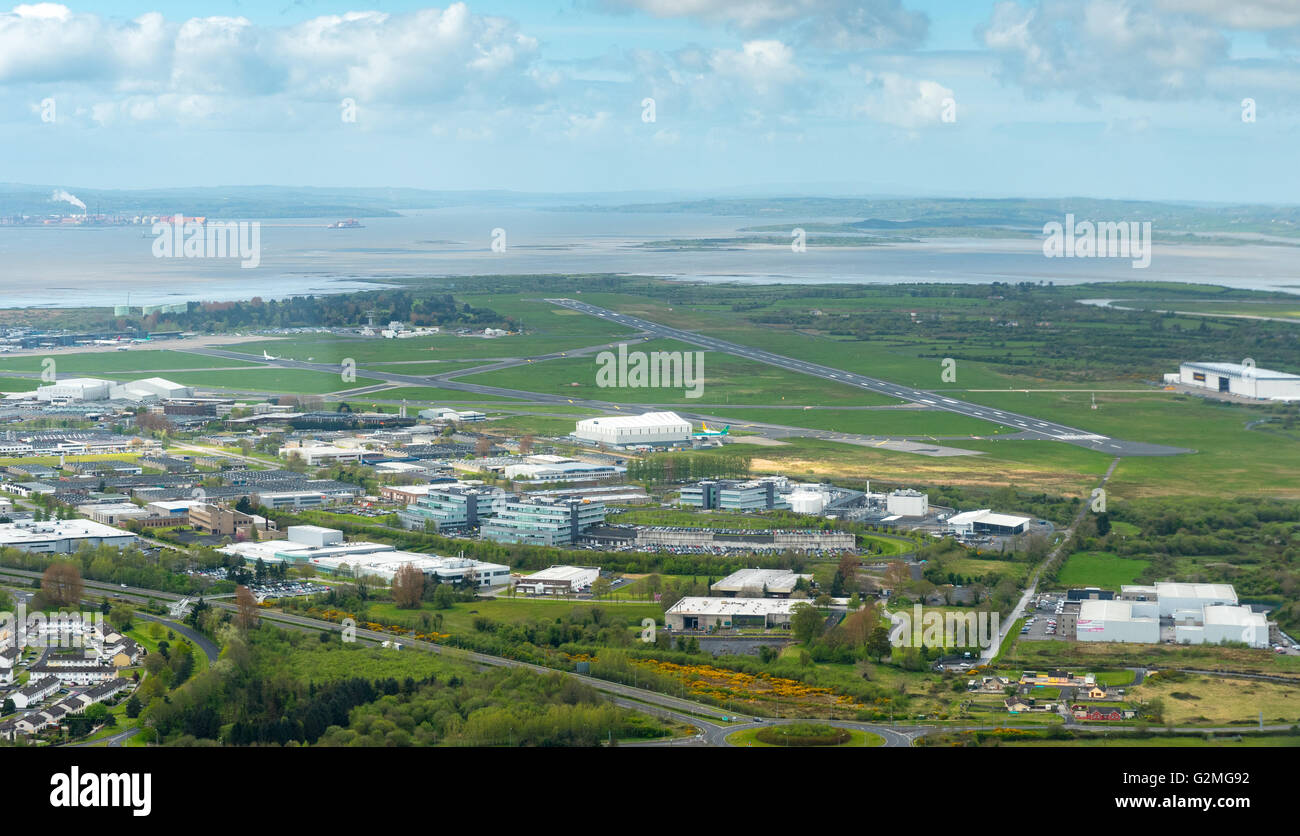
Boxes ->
[1178,362,1300,401]
[1075,600,1160,644]
[35,377,113,402]
[572,411,692,447]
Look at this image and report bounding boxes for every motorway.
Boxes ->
[544,298,1190,457]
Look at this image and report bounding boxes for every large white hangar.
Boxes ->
[1178,362,1300,401]
[572,411,692,447]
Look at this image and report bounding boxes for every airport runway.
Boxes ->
[544,298,1190,457]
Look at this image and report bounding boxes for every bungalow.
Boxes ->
[12,715,49,737]
[1085,685,1110,700]
[1071,704,1135,721]
[1005,697,1056,714]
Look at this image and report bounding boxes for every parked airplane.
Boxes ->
[693,422,730,437]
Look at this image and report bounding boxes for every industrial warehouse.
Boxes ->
[1074,582,1270,648]
[664,597,800,631]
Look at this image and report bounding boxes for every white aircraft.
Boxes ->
[262,350,279,361]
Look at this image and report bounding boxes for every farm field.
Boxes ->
[1131,674,1300,725]
[1001,638,1300,678]
[1055,551,1151,588]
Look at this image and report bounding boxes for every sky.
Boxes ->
[3,0,1300,202]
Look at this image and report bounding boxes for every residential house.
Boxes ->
[11,675,60,708]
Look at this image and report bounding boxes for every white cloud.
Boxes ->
[856,70,953,129]
[1156,0,1300,29]
[599,0,929,50]
[979,0,1228,101]
[0,3,544,115]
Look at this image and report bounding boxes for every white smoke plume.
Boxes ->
[51,189,86,211]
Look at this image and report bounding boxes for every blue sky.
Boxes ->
[3,0,1300,202]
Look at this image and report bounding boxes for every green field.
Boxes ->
[0,349,258,374]
[1056,551,1151,588]
[728,436,1109,498]
[239,331,635,365]
[709,406,1008,436]
[0,376,40,391]
[960,390,1300,499]
[159,368,383,395]
[459,338,901,406]
[374,386,526,403]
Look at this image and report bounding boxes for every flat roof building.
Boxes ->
[711,568,811,598]
[513,565,601,596]
[480,496,606,547]
[395,484,509,532]
[0,519,136,553]
[886,489,929,518]
[310,551,510,588]
[664,597,800,631]
[947,509,1031,537]
[1075,600,1160,644]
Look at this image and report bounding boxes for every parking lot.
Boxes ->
[1020,593,1066,641]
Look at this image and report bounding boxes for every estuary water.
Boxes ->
[1,208,1297,308]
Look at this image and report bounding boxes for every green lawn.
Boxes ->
[1056,551,1151,588]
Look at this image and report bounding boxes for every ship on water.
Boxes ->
[327,218,365,229]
